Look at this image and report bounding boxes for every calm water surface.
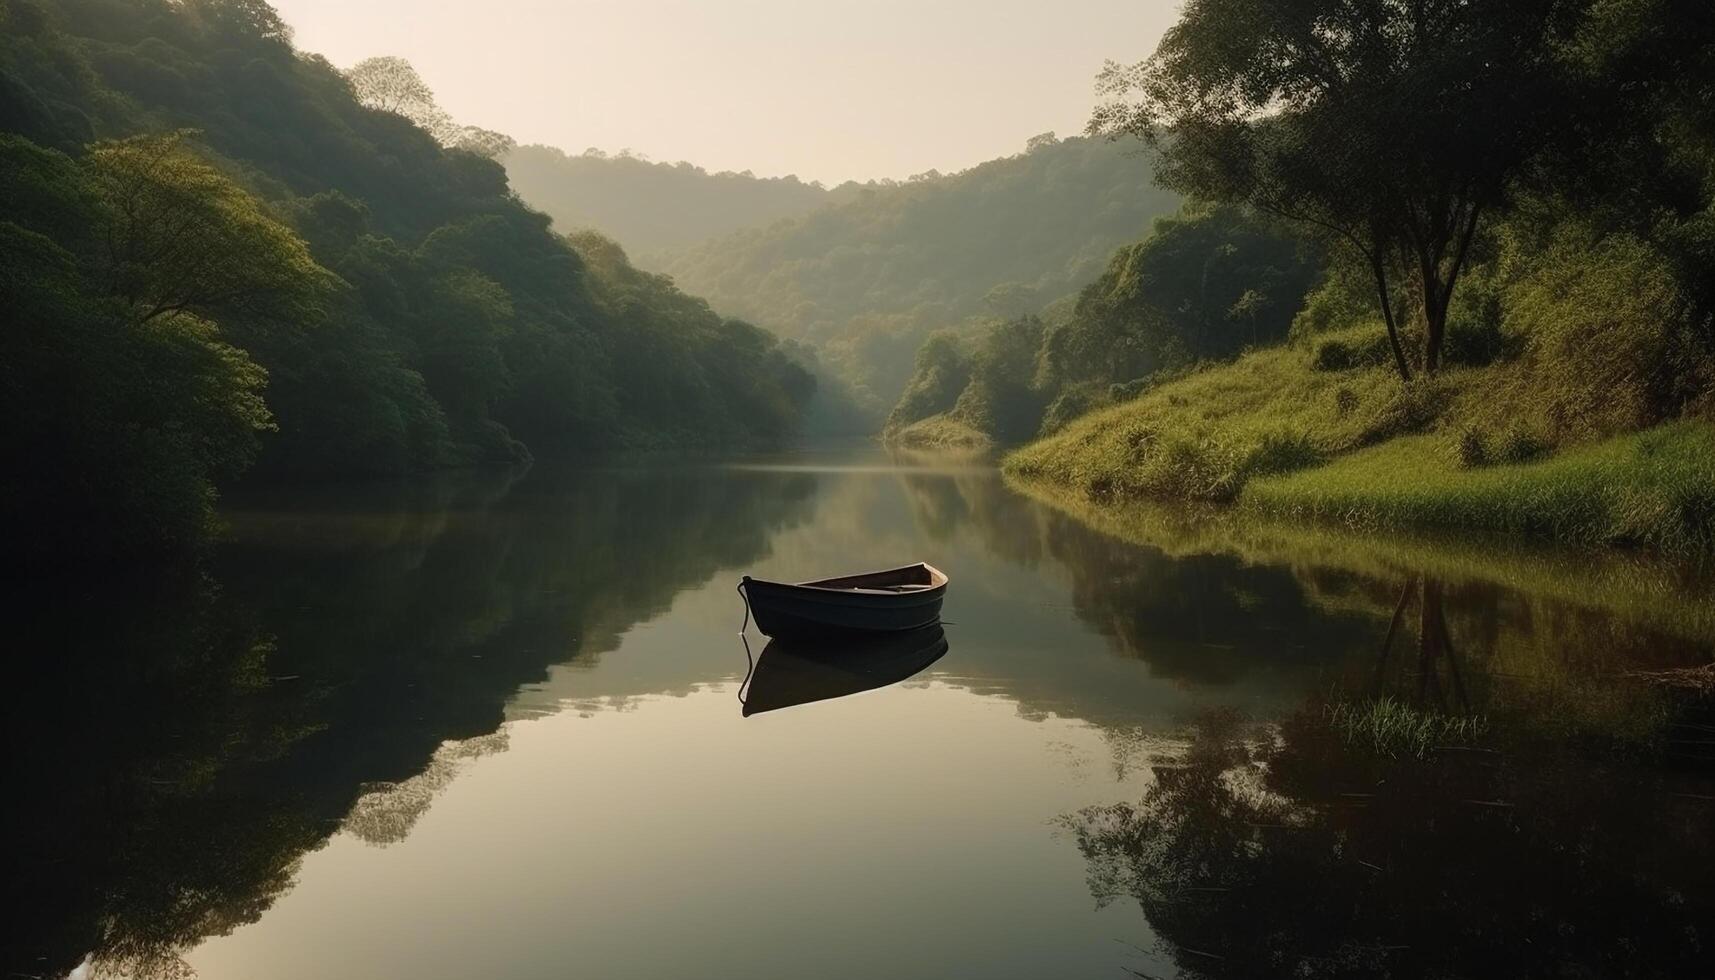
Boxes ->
[10,447,1713,979]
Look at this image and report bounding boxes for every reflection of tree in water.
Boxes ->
[1039,511,1385,686]
[1065,686,1715,978]
[897,466,1379,686]
[1062,575,1713,978]
[898,466,1046,567]
[4,462,816,979]
[1371,576,1474,712]
[343,731,511,845]
[3,568,326,980]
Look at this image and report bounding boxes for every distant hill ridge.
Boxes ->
[646,136,1179,416]
[502,144,856,256]
[502,135,1181,422]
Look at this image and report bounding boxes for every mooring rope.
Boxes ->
[737,631,756,705]
[736,578,755,705]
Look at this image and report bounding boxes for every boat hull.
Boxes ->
[742,565,946,639]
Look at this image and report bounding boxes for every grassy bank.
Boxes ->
[887,414,996,453]
[1248,423,1715,555]
[1005,327,1715,558]
[1001,477,1715,642]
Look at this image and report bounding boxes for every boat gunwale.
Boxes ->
[744,562,948,597]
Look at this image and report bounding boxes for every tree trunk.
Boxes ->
[1423,202,1482,377]
[1422,281,1446,375]
[1369,254,1413,383]
[1424,301,1446,374]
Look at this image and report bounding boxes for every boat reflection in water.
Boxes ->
[738,625,950,717]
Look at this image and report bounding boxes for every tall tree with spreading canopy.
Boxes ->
[1091,0,1588,380]
[85,132,333,326]
[345,55,456,141]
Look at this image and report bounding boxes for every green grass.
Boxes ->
[1249,423,1715,557]
[1005,328,1438,503]
[1326,697,1487,760]
[1004,326,1715,557]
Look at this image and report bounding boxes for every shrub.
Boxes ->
[1443,262,1508,367]
[1443,316,1510,367]
[1313,337,1357,371]
[1243,430,1325,480]
[1312,328,1394,372]
[1354,378,1449,446]
[1333,385,1359,417]
[1501,229,1692,441]
[1452,426,1489,469]
[1289,252,1402,340]
[1039,382,1111,436]
[1495,425,1546,464]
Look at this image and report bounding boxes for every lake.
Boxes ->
[10,447,1713,979]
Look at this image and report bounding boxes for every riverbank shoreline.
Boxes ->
[1003,471,1715,643]
[1002,332,1715,560]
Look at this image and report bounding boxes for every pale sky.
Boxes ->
[271,0,1179,185]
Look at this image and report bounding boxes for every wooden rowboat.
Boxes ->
[740,625,949,717]
[739,562,947,639]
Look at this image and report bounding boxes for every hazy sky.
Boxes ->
[270,0,1178,185]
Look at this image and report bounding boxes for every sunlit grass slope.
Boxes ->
[1247,424,1715,554]
[1006,330,1429,500]
[1005,327,1715,557]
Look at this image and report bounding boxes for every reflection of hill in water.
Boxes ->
[953,481,1715,978]
[892,468,1380,726]
[903,466,1714,732]
[3,461,815,979]
[10,454,1712,979]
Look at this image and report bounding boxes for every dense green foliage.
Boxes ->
[1,0,812,559]
[658,135,1181,416]
[997,0,1715,556]
[503,144,850,256]
[1090,0,1593,380]
[887,203,1320,446]
[1007,244,1714,553]
[2,132,301,553]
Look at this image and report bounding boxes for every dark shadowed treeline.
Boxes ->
[0,0,813,560]
[1,460,816,980]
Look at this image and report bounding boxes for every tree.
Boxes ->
[83,132,333,326]
[1541,0,1715,341]
[1092,0,1587,380]
[883,332,971,435]
[345,55,455,140]
[2,135,277,556]
[181,0,294,45]
[452,126,517,159]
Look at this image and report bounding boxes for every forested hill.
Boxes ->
[655,135,1180,412]
[503,144,854,256]
[0,0,813,560]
